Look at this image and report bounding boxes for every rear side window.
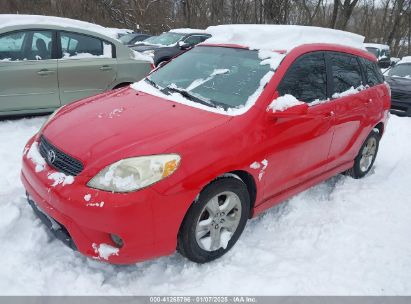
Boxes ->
[360,57,384,86]
[328,52,363,95]
[277,52,327,103]
[60,32,113,59]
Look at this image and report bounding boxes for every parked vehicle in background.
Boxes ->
[21,25,390,265]
[0,15,152,116]
[385,56,411,116]
[364,43,392,68]
[119,32,151,46]
[107,28,133,39]
[131,29,211,66]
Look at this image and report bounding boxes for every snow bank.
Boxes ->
[0,14,118,39]
[205,24,365,52]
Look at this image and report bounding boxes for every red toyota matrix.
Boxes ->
[21,25,390,264]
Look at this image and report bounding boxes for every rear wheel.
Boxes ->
[346,130,380,179]
[178,177,250,263]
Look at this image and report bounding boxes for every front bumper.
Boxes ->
[21,136,197,264]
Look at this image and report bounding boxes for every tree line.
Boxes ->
[0,0,410,56]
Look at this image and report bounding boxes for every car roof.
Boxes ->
[204,24,365,53]
[0,14,119,41]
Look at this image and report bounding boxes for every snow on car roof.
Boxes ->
[0,14,118,39]
[204,24,365,52]
[364,43,390,50]
[398,56,411,65]
[170,28,208,34]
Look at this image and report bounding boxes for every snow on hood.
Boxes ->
[205,24,365,52]
[398,56,411,65]
[0,14,118,39]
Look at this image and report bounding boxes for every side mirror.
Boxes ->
[267,103,309,118]
[178,41,190,50]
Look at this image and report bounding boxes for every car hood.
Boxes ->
[385,76,411,92]
[131,44,167,52]
[42,88,230,172]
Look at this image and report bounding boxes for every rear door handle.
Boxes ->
[37,69,55,76]
[99,65,113,71]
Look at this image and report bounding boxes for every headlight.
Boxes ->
[87,154,181,193]
[142,50,155,58]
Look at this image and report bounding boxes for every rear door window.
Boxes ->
[328,52,363,95]
[60,32,113,59]
[277,52,327,103]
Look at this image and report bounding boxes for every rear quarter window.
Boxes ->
[360,57,384,86]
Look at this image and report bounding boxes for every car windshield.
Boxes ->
[143,32,185,46]
[148,46,272,109]
[119,33,137,44]
[366,47,379,58]
[387,64,411,78]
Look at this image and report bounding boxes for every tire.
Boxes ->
[178,177,250,263]
[346,130,380,179]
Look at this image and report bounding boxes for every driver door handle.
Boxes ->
[37,69,55,76]
[99,65,113,71]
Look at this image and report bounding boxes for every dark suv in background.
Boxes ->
[384,57,411,116]
[131,29,211,66]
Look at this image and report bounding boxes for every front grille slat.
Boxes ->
[39,136,84,176]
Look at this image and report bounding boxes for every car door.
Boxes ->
[262,52,336,198]
[0,29,59,113]
[57,31,117,105]
[325,52,369,166]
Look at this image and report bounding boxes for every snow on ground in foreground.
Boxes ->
[0,115,411,295]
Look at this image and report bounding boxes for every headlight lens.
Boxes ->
[87,154,181,192]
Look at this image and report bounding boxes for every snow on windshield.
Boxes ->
[132,46,276,116]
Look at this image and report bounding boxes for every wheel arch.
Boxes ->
[373,122,385,137]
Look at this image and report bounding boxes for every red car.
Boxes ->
[21,26,390,264]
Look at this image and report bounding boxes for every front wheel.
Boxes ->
[178,177,250,263]
[346,130,380,179]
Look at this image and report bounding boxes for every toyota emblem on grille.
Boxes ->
[47,150,56,164]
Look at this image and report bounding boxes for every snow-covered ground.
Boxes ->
[0,114,410,295]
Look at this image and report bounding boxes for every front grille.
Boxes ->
[39,135,84,176]
[391,91,411,102]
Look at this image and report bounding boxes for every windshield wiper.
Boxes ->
[144,77,161,90]
[163,86,219,109]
